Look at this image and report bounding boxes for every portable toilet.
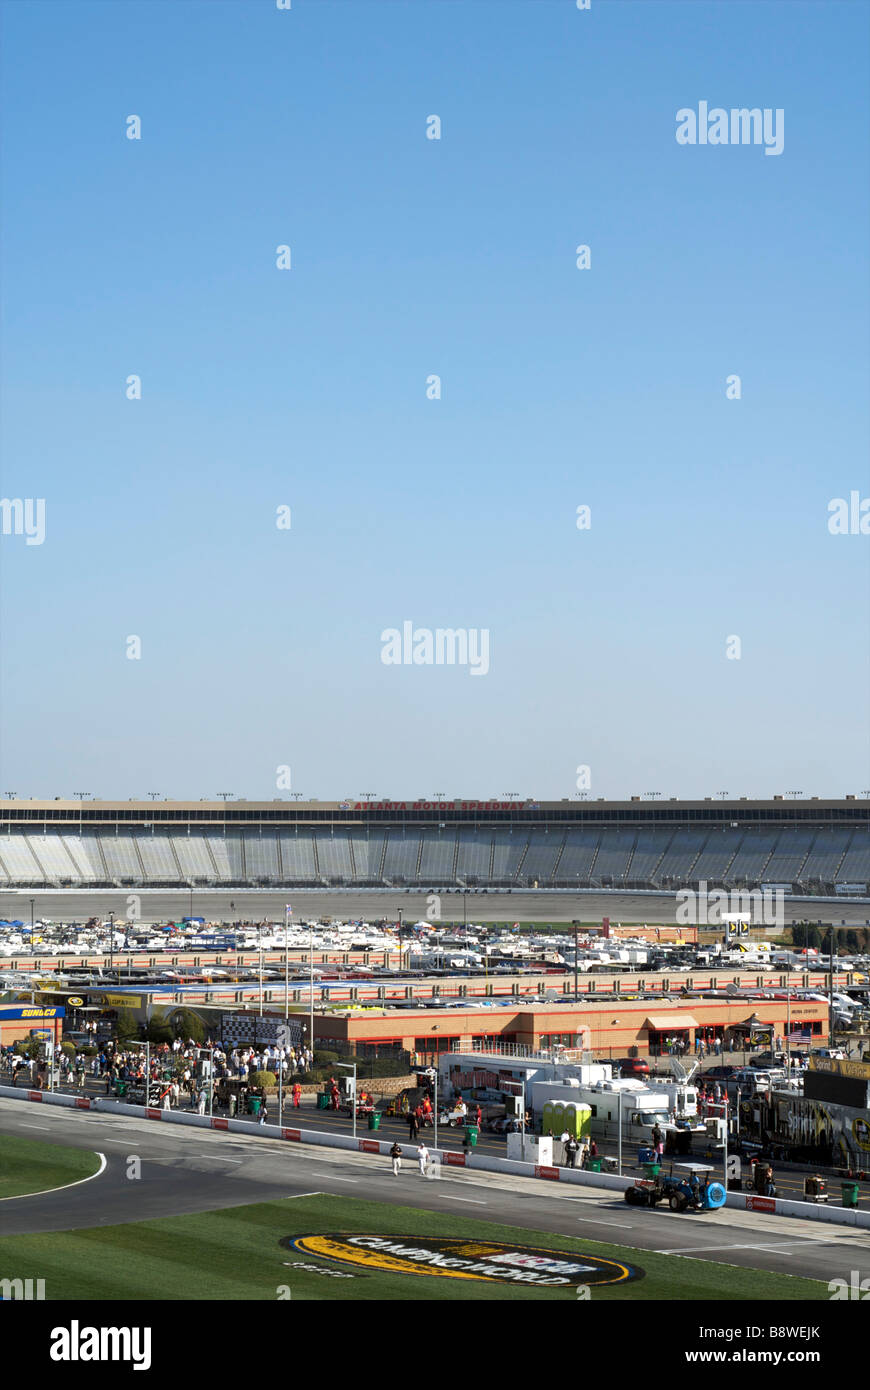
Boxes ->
[542,1100,566,1136]
[564,1103,592,1139]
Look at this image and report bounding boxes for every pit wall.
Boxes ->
[1,1085,868,1231]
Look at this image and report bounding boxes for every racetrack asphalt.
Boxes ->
[5,888,869,925]
[1,1097,868,1289]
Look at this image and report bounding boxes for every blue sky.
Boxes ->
[1,0,868,801]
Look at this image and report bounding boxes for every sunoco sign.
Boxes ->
[283,1235,643,1287]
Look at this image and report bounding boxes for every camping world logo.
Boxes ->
[283,1235,643,1287]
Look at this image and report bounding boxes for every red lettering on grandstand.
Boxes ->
[211,1117,228,1130]
[145,1107,162,1120]
[27,1091,42,1102]
[444,1152,466,1166]
[75,1097,91,1110]
[535,1165,560,1181]
[282,1128,301,1142]
[359,1139,380,1153]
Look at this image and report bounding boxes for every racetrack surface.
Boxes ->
[4,888,868,925]
[1,1098,867,1288]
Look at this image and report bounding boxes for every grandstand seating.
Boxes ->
[556,830,601,880]
[0,823,866,891]
[799,829,853,882]
[690,829,743,881]
[591,831,635,881]
[312,829,353,881]
[490,829,530,880]
[520,831,562,883]
[418,831,458,881]
[835,830,870,883]
[381,832,420,882]
[455,830,492,882]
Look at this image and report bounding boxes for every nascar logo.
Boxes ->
[283,1235,642,1287]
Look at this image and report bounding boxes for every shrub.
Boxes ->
[114,1008,140,1041]
[250,1069,277,1090]
[313,1050,339,1066]
[144,1019,174,1045]
[169,1008,206,1044]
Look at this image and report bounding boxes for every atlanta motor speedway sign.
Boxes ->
[282,1235,643,1287]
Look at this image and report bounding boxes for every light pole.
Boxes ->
[284,904,291,1020]
[520,1075,526,1150]
[309,923,315,1057]
[258,925,263,1018]
[199,1046,215,1117]
[433,1067,438,1152]
[337,1060,357,1140]
[109,911,115,982]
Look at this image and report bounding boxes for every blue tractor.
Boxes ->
[624,1161,727,1212]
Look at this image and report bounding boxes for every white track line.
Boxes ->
[328,1176,358,1183]
[578,1218,634,1227]
[18,1123,51,1130]
[0,1152,107,1202]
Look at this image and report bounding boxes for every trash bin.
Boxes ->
[588,1157,603,1172]
[638,1147,654,1165]
[643,1162,661,1179]
[249,1096,261,1116]
[368,1112,381,1130]
[465,1125,479,1148]
[841,1181,859,1209]
[317,1092,329,1110]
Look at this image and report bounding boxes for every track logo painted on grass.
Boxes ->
[284,1235,643,1287]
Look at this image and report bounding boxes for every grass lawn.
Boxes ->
[0,1193,829,1300]
[0,1133,101,1200]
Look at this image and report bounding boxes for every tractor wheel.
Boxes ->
[624,1186,641,1205]
[669,1192,688,1212]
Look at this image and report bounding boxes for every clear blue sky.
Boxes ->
[1,0,868,801]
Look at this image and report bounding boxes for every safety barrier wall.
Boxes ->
[2,1084,869,1229]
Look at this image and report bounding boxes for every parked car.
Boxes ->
[615,1057,650,1078]
[749,1051,789,1068]
[704,1065,739,1080]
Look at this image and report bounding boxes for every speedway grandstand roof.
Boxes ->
[3,797,869,826]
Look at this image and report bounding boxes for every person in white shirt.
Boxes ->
[417,1143,430,1176]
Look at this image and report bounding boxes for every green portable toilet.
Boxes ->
[564,1103,592,1139]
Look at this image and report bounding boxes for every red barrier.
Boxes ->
[211,1117,228,1130]
[26,1091,42,1102]
[145,1107,162,1120]
[444,1152,467,1167]
[282,1128,301,1142]
[358,1139,380,1154]
[535,1165,560,1181]
[74,1097,91,1110]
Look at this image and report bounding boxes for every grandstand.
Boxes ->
[0,797,868,894]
